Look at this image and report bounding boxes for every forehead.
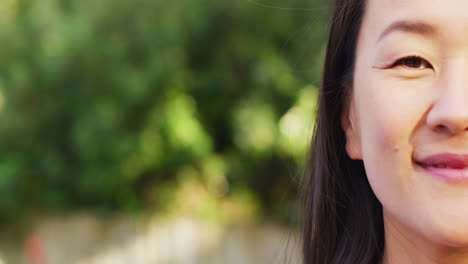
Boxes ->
[369,0,468,19]
[363,0,468,41]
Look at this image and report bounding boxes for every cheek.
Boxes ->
[356,86,468,246]
[357,88,418,159]
[354,82,429,202]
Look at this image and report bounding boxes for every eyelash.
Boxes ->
[391,56,433,70]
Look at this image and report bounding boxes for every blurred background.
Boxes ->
[0,0,330,263]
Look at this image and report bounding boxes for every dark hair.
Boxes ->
[301,0,385,263]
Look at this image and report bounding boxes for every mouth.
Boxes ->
[414,153,468,182]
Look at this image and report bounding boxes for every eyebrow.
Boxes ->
[377,20,437,42]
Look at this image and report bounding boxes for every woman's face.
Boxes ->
[343,0,468,254]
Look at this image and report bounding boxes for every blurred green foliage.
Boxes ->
[0,0,329,222]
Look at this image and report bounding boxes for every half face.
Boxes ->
[342,0,468,254]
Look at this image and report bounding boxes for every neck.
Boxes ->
[382,210,468,264]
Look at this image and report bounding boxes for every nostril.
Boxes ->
[434,124,446,132]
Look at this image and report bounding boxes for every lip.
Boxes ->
[414,153,468,182]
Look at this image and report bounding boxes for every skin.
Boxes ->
[341,0,468,263]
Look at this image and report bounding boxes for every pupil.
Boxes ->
[404,58,423,68]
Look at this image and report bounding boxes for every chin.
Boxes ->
[426,218,468,248]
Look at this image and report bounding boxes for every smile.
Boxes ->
[414,153,468,182]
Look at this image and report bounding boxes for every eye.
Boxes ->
[392,56,433,69]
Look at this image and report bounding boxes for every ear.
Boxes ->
[341,99,363,160]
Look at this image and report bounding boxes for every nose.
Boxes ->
[426,63,468,134]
